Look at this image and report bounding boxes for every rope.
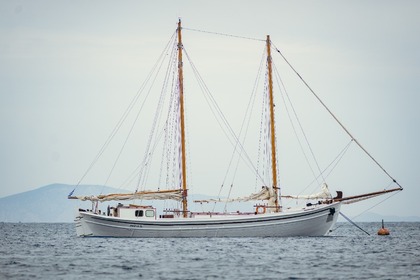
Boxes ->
[273,62,323,187]
[135,34,179,192]
[183,46,266,184]
[183,27,264,42]
[273,44,403,190]
[349,185,400,218]
[339,212,370,236]
[332,185,399,233]
[228,47,266,188]
[294,139,353,199]
[72,30,178,196]
[104,44,175,187]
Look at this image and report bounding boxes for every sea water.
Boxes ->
[1,222,419,279]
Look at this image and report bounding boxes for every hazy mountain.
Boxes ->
[1,184,419,223]
[0,184,125,223]
[344,211,420,222]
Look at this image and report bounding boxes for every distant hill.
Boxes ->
[0,184,126,223]
[1,184,419,223]
[342,211,420,223]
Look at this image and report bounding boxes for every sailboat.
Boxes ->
[68,20,402,237]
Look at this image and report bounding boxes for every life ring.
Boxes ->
[255,206,266,214]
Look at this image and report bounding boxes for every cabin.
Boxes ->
[108,204,156,219]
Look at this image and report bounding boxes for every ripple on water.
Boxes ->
[0,223,420,279]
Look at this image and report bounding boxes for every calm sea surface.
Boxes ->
[0,222,419,279]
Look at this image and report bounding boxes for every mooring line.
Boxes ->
[340,212,370,236]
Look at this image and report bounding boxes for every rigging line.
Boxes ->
[339,212,370,236]
[74,65,148,189]
[120,128,175,192]
[183,72,195,195]
[183,27,264,42]
[170,92,180,190]
[183,47,266,184]
[289,139,353,200]
[253,48,268,191]
[273,44,403,190]
[273,59,325,183]
[273,63,322,187]
[326,184,398,233]
[320,140,352,181]
[73,30,177,192]
[183,49,238,157]
[256,82,267,191]
[306,140,353,194]
[255,93,265,192]
[119,132,168,188]
[159,52,179,190]
[351,185,400,219]
[136,37,179,192]
[103,43,176,188]
[183,49,247,171]
[212,184,224,212]
[159,62,180,191]
[120,57,177,190]
[261,76,271,186]
[227,47,267,187]
[122,125,167,189]
[194,64,265,185]
[224,184,235,213]
[153,40,179,190]
[118,33,177,191]
[261,60,270,184]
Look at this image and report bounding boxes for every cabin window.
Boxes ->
[145,210,154,217]
[135,210,144,217]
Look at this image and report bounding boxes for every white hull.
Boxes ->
[75,202,341,237]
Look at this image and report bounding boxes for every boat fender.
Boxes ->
[329,208,335,215]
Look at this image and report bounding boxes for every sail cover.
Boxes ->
[69,189,183,202]
[281,183,332,200]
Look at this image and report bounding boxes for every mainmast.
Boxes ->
[177,19,188,218]
[266,35,280,212]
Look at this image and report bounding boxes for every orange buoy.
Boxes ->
[378,219,390,235]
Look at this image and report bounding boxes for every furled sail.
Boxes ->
[281,183,332,200]
[194,186,275,203]
[68,189,183,202]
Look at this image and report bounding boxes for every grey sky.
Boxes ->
[1,0,419,218]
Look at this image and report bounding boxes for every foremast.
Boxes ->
[266,35,280,212]
[177,19,188,218]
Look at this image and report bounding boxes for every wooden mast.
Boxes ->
[266,35,280,212]
[177,19,188,218]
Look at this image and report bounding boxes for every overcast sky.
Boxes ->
[1,0,419,218]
